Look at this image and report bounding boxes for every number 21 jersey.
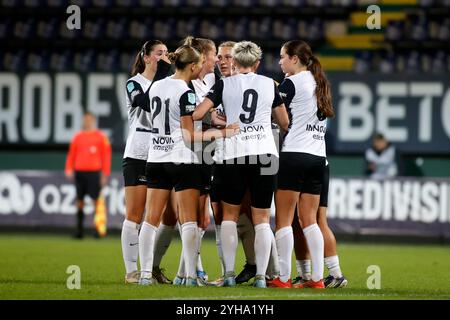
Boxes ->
[146,77,199,164]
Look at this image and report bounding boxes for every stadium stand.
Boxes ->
[1,0,448,77]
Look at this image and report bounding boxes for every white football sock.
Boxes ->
[138,221,157,278]
[296,260,303,278]
[221,220,238,275]
[181,222,199,279]
[196,227,205,273]
[176,222,185,277]
[267,231,280,278]
[153,223,174,268]
[299,259,311,280]
[303,224,324,282]
[275,226,293,283]
[254,223,272,277]
[271,231,281,277]
[215,224,225,276]
[121,219,140,274]
[325,255,343,278]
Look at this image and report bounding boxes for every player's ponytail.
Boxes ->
[307,55,334,119]
[168,45,201,70]
[131,40,164,76]
[167,52,181,64]
[283,40,334,119]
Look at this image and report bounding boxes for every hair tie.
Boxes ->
[141,42,147,58]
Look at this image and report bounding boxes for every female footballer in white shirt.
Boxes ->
[138,45,239,286]
[274,40,335,289]
[121,40,172,284]
[193,41,289,288]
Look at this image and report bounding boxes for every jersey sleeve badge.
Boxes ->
[188,92,196,104]
[127,82,135,93]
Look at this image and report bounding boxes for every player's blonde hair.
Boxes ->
[219,41,236,49]
[232,41,262,68]
[168,45,201,70]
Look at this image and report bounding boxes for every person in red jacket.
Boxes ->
[65,112,112,239]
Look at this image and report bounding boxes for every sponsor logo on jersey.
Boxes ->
[306,124,326,133]
[153,137,175,145]
[240,125,265,133]
[240,125,267,141]
[313,134,325,141]
[152,136,175,152]
[185,104,196,113]
[130,89,141,101]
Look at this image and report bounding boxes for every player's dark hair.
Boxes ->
[182,36,215,55]
[283,40,334,118]
[131,40,164,76]
[373,132,386,140]
[168,45,201,70]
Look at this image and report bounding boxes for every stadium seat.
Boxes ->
[74,50,97,72]
[3,1,448,74]
[27,51,51,71]
[386,20,405,41]
[3,50,26,72]
[97,50,120,71]
[379,50,396,74]
[353,51,373,73]
[46,0,70,7]
[0,19,12,40]
[404,50,421,74]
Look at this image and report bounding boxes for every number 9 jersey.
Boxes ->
[206,72,284,161]
[146,77,199,164]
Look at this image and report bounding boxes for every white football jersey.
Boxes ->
[146,77,199,164]
[191,74,219,163]
[279,71,327,157]
[191,73,216,104]
[206,72,283,161]
[123,73,152,160]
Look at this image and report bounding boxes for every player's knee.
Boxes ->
[126,205,145,223]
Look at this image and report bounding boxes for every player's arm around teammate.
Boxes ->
[138,45,239,286]
[194,41,289,288]
[173,36,220,285]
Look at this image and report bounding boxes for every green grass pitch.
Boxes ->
[0,233,449,300]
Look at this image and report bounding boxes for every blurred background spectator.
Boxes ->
[365,133,402,180]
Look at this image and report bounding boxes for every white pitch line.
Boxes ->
[139,292,450,300]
